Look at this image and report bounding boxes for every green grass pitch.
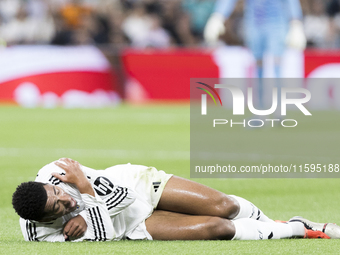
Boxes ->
[0,105,339,254]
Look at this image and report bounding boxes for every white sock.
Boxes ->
[288,222,305,237]
[232,218,295,240]
[229,195,274,222]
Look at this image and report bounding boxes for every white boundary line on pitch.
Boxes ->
[0,148,189,160]
[191,152,333,163]
[0,148,334,163]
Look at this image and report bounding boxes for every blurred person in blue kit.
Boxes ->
[204,0,307,109]
[181,0,215,41]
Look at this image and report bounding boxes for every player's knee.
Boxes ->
[206,217,235,240]
[214,195,239,219]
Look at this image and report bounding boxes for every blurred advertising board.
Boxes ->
[0,45,120,108]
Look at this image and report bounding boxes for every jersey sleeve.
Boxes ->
[82,165,137,217]
[97,183,136,218]
[74,192,115,242]
[20,217,65,242]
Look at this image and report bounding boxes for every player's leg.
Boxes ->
[232,218,305,240]
[158,176,238,218]
[146,210,305,240]
[267,24,286,79]
[158,176,273,222]
[145,210,235,240]
[245,25,265,108]
[267,27,285,118]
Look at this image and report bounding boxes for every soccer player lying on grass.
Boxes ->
[12,158,340,242]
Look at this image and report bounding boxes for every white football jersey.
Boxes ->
[19,161,171,242]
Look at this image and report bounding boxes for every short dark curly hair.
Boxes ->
[12,182,48,221]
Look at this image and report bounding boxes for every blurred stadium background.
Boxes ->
[1,0,340,106]
[1,0,340,254]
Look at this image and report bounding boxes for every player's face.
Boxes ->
[42,184,78,221]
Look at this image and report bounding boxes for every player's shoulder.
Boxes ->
[35,160,65,183]
[108,163,148,168]
[105,163,149,171]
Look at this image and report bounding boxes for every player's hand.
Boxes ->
[53,158,83,185]
[204,13,225,45]
[53,158,94,196]
[63,215,87,240]
[286,20,307,50]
